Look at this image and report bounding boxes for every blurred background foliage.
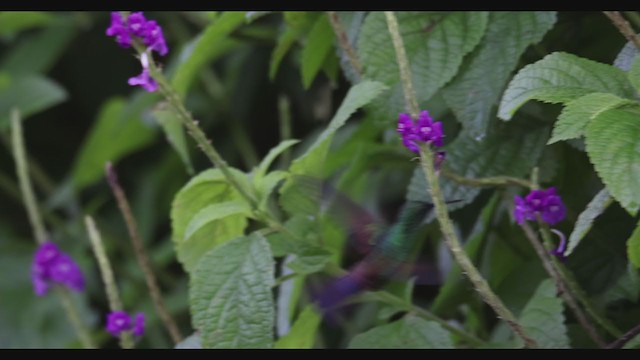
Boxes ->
[0,11,638,348]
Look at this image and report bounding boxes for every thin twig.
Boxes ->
[327,11,363,79]
[519,220,606,348]
[384,11,537,348]
[603,11,640,50]
[85,216,134,349]
[105,162,184,344]
[607,322,640,349]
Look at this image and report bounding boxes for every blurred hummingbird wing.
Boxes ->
[287,175,386,255]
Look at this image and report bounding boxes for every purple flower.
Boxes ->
[31,241,85,296]
[141,20,168,56]
[127,12,147,37]
[106,311,145,338]
[106,12,131,48]
[106,311,132,337]
[133,313,145,336]
[397,111,444,153]
[514,187,566,226]
[549,229,567,262]
[128,67,158,92]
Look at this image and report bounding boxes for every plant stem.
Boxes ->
[11,108,95,349]
[11,109,48,244]
[371,290,486,347]
[84,215,134,349]
[442,168,534,189]
[607,322,640,349]
[278,94,293,168]
[537,221,623,338]
[105,163,184,345]
[326,11,363,79]
[603,11,640,50]
[384,11,537,348]
[519,220,606,347]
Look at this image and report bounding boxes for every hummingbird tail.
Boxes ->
[315,270,371,312]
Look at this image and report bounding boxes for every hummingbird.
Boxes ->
[311,181,440,312]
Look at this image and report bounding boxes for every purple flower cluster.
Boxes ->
[106,12,167,92]
[31,241,85,296]
[514,187,566,225]
[106,12,168,56]
[106,311,145,337]
[397,110,444,153]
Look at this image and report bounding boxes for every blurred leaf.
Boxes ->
[152,107,194,174]
[301,15,334,89]
[274,305,321,349]
[515,279,569,349]
[287,245,332,275]
[254,139,300,180]
[255,170,289,211]
[0,12,53,35]
[358,12,488,121]
[443,11,556,138]
[628,56,640,92]
[71,97,156,189]
[566,188,613,256]
[269,26,303,80]
[348,314,454,348]
[498,52,635,120]
[625,334,640,349]
[408,118,548,209]
[548,92,634,144]
[598,262,640,304]
[171,168,251,272]
[585,105,640,215]
[1,24,76,75]
[0,74,67,129]
[172,12,245,96]
[190,233,275,348]
[184,200,252,241]
[175,333,202,349]
[628,220,640,268]
[279,81,386,216]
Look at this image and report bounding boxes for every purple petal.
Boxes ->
[397,113,414,135]
[133,313,145,336]
[513,195,528,225]
[549,229,568,262]
[541,194,566,225]
[106,311,132,337]
[128,68,158,92]
[127,12,147,37]
[49,254,85,292]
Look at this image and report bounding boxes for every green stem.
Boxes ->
[603,11,640,50]
[55,287,97,349]
[371,291,486,347]
[537,221,623,338]
[84,215,134,349]
[384,12,537,348]
[105,163,184,345]
[138,47,258,210]
[277,95,293,168]
[519,220,606,347]
[442,168,534,189]
[11,109,48,244]
[326,11,363,79]
[11,108,95,349]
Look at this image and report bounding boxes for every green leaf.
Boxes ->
[599,263,640,304]
[175,333,202,349]
[348,314,454,349]
[274,305,321,349]
[190,233,275,348]
[254,139,300,180]
[0,74,67,129]
[287,245,332,275]
[408,118,548,209]
[585,106,640,215]
[255,170,289,210]
[171,12,244,96]
[443,12,556,138]
[269,12,321,81]
[279,81,386,215]
[152,107,194,174]
[0,12,53,35]
[301,15,334,89]
[358,12,488,121]
[516,279,569,348]
[184,200,252,241]
[629,56,640,92]
[566,188,613,256]
[628,220,640,268]
[548,93,635,144]
[171,168,252,272]
[498,52,636,120]
[71,96,156,188]
[1,23,76,75]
